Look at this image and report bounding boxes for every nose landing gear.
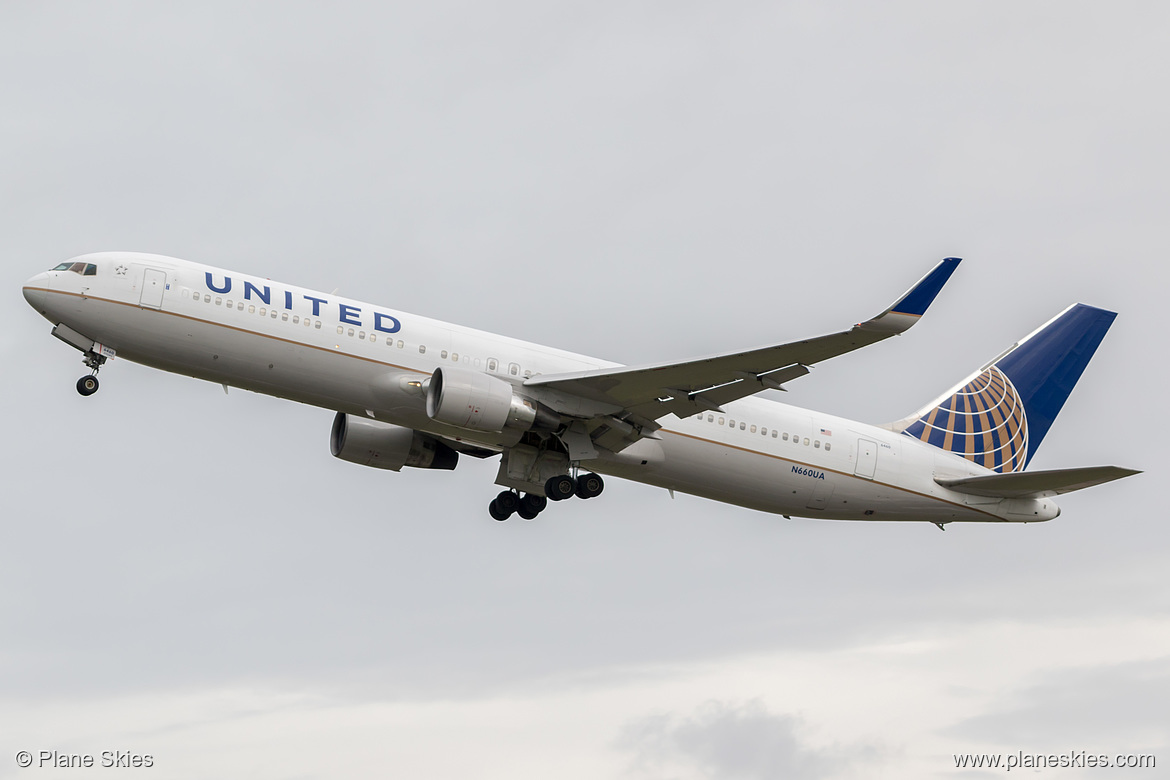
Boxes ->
[76,349,107,396]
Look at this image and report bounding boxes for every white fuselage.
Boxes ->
[23,252,1060,524]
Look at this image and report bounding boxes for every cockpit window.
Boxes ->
[51,262,98,276]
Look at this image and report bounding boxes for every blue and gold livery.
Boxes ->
[897,303,1116,472]
[903,366,1029,472]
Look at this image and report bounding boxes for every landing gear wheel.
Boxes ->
[517,504,539,520]
[575,472,605,499]
[544,475,577,502]
[519,493,547,515]
[496,490,520,514]
[76,375,99,396]
[488,499,511,522]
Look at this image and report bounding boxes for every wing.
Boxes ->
[525,258,961,448]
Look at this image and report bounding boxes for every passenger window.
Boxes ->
[370,334,377,343]
[452,353,459,361]
[248,305,255,314]
[315,321,322,329]
[815,440,821,448]
[719,417,725,425]
[226,300,233,308]
[397,339,403,348]
[739,422,745,430]
[825,442,831,451]
[215,298,222,305]
[237,302,244,311]
[204,294,211,303]
[441,350,448,359]
[292,315,299,324]
[260,308,267,316]
[304,318,311,327]
[783,433,789,441]
[729,420,735,428]
[524,370,532,378]
[358,331,366,340]
[337,326,344,334]
[707,414,714,422]
[419,345,426,354]
[348,328,355,337]
[750,425,757,433]
[509,363,519,376]
[270,310,277,318]
[282,313,289,321]
[772,430,778,438]
[804,437,810,446]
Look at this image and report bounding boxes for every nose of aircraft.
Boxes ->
[23,271,50,311]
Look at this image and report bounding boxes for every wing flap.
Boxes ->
[937,466,1141,498]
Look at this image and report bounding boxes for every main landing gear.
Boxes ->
[489,490,548,522]
[487,472,605,521]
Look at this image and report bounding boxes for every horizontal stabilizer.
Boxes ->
[937,466,1140,498]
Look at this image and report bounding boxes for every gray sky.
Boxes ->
[2,2,1167,778]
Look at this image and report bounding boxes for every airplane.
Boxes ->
[22,253,1138,528]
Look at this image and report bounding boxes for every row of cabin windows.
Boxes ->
[190,289,325,329]
[187,288,534,377]
[698,413,831,451]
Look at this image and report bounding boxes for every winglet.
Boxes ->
[857,257,961,335]
[890,257,962,316]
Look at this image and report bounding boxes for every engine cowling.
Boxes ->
[425,366,558,433]
[330,413,458,470]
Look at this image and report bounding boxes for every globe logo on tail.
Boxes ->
[902,365,1028,473]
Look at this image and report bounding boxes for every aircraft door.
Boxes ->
[140,268,167,309]
[855,438,878,479]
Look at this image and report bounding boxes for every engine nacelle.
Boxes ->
[330,413,458,471]
[425,366,558,433]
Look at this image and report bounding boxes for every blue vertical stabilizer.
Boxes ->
[897,304,1116,472]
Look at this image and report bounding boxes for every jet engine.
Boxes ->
[425,367,559,433]
[330,413,458,470]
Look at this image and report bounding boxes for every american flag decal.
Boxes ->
[820,428,832,436]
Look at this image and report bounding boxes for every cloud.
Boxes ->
[943,657,1170,750]
[615,699,884,780]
